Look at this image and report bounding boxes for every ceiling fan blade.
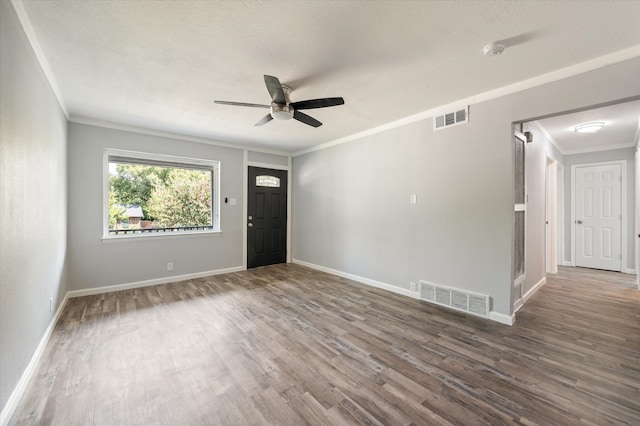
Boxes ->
[291,97,345,110]
[293,110,322,127]
[255,114,273,126]
[214,100,270,108]
[264,75,286,104]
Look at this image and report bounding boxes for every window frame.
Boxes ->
[103,149,220,239]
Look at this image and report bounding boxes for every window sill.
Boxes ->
[102,229,221,242]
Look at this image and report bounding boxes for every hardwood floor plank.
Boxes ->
[8,265,640,425]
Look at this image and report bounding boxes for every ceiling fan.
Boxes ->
[215,75,344,127]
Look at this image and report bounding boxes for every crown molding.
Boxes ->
[561,142,636,156]
[69,115,291,157]
[11,0,69,119]
[294,45,640,157]
[528,121,566,156]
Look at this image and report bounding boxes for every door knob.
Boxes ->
[248,223,253,227]
[576,220,583,224]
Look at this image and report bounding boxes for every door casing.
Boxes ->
[546,155,558,274]
[244,160,291,269]
[635,148,639,288]
[513,131,527,312]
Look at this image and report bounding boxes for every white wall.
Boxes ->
[67,123,245,291]
[293,57,640,319]
[521,124,547,295]
[563,147,636,272]
[0,0,69,414]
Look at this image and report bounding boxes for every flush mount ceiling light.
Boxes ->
[574,122,605,133]
[483,41,506,57]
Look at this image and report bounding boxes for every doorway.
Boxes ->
[530,99,639,280]
[247,166,288,268]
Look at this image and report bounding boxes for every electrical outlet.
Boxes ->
[167,262,174,271]
[410,281,417,292]
[49,297,53,313]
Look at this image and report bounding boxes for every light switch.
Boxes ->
[229,198,237,206]
[409,194,417,205]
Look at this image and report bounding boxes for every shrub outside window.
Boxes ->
[104,150,219,237]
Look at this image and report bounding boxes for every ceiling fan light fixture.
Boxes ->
[483,41,506,57]
[574,122,605,133]
[270,104,294,120]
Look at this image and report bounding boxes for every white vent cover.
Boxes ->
[419,280,489,318]
[433,106,469,130]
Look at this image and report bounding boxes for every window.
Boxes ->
[256,175,280,187]
[104,150,219,237]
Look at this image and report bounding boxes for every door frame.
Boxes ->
[570,160,627,272]
[242,154,292,270]
[512,131,527,313]
[545,153,558,274]
[635,147,639,288]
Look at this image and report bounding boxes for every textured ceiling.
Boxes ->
[535,100,640,155]
[18,0,640,153]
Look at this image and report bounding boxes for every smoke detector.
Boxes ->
[483,41,506,57]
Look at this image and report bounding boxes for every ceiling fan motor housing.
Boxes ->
[270,84,293,120]
[214,77,343,127]
[270,103,294,120]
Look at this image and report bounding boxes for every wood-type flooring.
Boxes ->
[9,265,640,425]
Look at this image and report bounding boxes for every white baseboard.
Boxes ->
[512,298,523,314]
[292,259,419,299]
[523,277,546,303]
[489,311,515,326]
[513,277,547,315]
[0,293,70,426]
[559,261,634,275]
[67,266,245,298]
[293,259,512,326]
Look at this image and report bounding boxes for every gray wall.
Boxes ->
[248,150,289,167]
[293,57,640,318]
[67,123,245,291]
[0,1,69,412]
[562,148,636,270]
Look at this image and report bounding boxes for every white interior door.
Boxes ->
[574,163,622,271]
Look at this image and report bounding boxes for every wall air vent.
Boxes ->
[419,280,489,318]
[433,106,469,131]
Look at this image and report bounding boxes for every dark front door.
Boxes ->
[247,167,287,268]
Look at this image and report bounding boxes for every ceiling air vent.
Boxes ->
[434,106,469,131]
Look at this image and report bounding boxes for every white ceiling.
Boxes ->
[17,0,640,153]
[534,100,640,155]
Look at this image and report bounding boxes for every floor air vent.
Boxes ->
[419,281,489,318]
[433,106,468,130]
